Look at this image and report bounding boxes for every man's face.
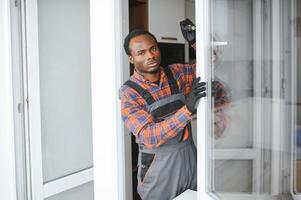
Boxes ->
[129,34,161,75]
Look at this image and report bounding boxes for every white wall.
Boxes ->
[185,0,196,23]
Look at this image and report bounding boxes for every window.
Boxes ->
[196,0,297,199]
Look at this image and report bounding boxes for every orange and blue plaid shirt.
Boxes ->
[119,64,196,149]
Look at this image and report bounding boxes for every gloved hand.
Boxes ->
[186,77,206,113]
[211,80,229,108]
[180,18,196,45]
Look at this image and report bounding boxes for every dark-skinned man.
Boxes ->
[119,20,206,200]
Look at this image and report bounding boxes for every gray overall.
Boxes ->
[125,67,197,200]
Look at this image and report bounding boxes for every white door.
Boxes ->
[15,0,95,199]
[196,0,297,199]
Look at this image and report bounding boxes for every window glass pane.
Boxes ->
[214,161,252,193]
[45,182,94,200]
[207,0,295,198]
[212,0,254,149]
[37,0,93,182]
[214,99,253,148]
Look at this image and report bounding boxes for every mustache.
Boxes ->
[147,59,159,65]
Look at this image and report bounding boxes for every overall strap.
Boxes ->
[163,66,179,94]
[124,80,156,105]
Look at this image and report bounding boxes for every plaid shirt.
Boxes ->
[119,64,196,148]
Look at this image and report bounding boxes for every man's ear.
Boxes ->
[129,56,134,64]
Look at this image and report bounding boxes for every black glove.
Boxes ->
[180,18,196,45]
[211,80,229,107]
[186,77,206,113]
[211,81,222,98]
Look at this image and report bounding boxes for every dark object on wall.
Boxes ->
[179,18,196,45]
[158,43,185,67]
[189,45,196,62]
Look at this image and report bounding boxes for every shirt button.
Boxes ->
[141,164,146,168]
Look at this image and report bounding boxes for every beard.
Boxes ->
[145,58,161,73]
[134,65,160,77]
[147,66,160,74]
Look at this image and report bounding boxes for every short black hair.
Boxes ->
[123,29,158,56]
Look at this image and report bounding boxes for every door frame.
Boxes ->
[90,0,130,199]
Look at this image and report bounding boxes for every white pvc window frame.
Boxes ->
[89,0,121,198]
[195,0,293,199]
[90,0,130,199]
[0,0,17,200]
[291,0,300,199]
[210,0,263,197]
[10,0,30,198]
[195,0,213,199]
[23,0,94,199]
[9,0,131,199]
[195,1,253,199]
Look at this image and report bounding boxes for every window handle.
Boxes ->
[212,41,228,46]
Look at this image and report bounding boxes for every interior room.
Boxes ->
[128,0,197,198]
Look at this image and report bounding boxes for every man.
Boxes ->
[119,19,206,199]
